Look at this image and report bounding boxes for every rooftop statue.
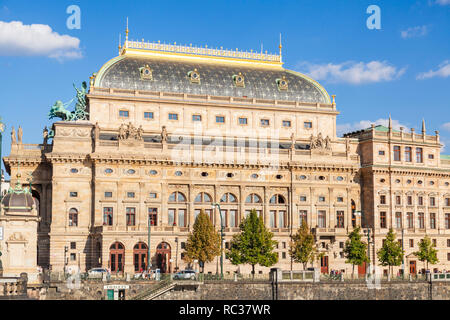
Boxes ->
[48,82,89,122]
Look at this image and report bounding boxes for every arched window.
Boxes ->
[220,193,237,203]
[168,192,187,202]
[219,193,238,228]
[194,192,212,203]
[270,194,286,204]
[133,242,148,272]
[269,194,287,229]
[168,192,187,227]
[245,194,262,204]
[110,242,125,273]
[69,208,78,227]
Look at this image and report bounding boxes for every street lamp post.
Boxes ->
[401,228,405,278]
[147,214,152,272]
[212,203,224,279]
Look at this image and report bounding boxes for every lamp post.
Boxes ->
[401,228,405,278]
[147,214,152,272]
[212,202,224,279]
[64,246,68,278]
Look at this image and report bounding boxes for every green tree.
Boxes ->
[289,222,317,270]
[414,236,439,270]
[184,209,221,273]
[377,228,404,277]
[343,226,369,277]
[227,209,278,277]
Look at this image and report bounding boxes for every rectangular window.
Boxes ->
[70,253,76,261]
[407,196,413,206]
[393,146,401,161]
[409,239,414,248]
[168,209,175,226]
[282,120,291,127]
[379,150,385,156]
[127,192,135,198]
[416,148,423,163]
[407,212,414,229]
[270,211,276,228]
[278,211,287,228]
[103,207,113,226]
[380,212,387,228]
[430,213,436,229]
[148,208,158,226]
[149,193,157,199]
[432,239,437,247]
[430,197,436,207]
[69,212,78,227]
[144,112,154,120]
[260,119,270,126]
[418,196,424,206]
[178,209,186,227]
[396,196,401,205]
[299,210,307,226]
[70,242,76,250]
[216,116,225,123]
[70,192,78,198]
[119,110,129,118]
[126,207,136,226]
[395,212,402,229]
[447,253,450,261]
[168,113,178,120]
[105,192,112,198]
[446,198,450,207]
[337,197,344,203]
[380,195,386,205]
[418,212,424,229]
[238,117,248,125]
[229,210,238,228]
[336,211,344,228]
[300,196,307,202]
[405,147,412,162]
[318,210,326,228]
[319,196,326,202]
[192,114,202,122]
[429,154,434,159]
[304,122,312,129]
[447,239,450,248]
[446,214,450,230]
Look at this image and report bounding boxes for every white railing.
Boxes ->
[125,40,281,63]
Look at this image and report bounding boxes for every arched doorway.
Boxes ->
[133,242,148,272]
[110,242,125,273]
[156,242,171,273]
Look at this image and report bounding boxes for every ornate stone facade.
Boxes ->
[2,38,449,277]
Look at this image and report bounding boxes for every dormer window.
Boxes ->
[233,72,245,87]
[188,69,201,84]
[276,76,289,91]
[139,65,153,80]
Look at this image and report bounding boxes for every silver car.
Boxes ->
[87,268,110,279]
[173,270,197,280]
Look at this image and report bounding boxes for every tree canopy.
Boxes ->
[184,209,221,272]
[227,209,278,276]
[343,226,369,275]
[414,235,439,270]
[377,228,404,276]
[289,222,317,270]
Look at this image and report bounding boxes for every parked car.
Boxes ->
[87,268,110,279]
[173,270,197,280]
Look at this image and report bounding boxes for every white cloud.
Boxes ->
[401,25,429,39]
[442,123,450,131]
[337,118,409,137]
[0,20,82,60]
[417,61,450,79]
[436,0,450,5]
[298,61,406,85]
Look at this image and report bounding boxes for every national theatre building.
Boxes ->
[2,31,450,281]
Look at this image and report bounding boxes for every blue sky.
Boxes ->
[0,0,449,177]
